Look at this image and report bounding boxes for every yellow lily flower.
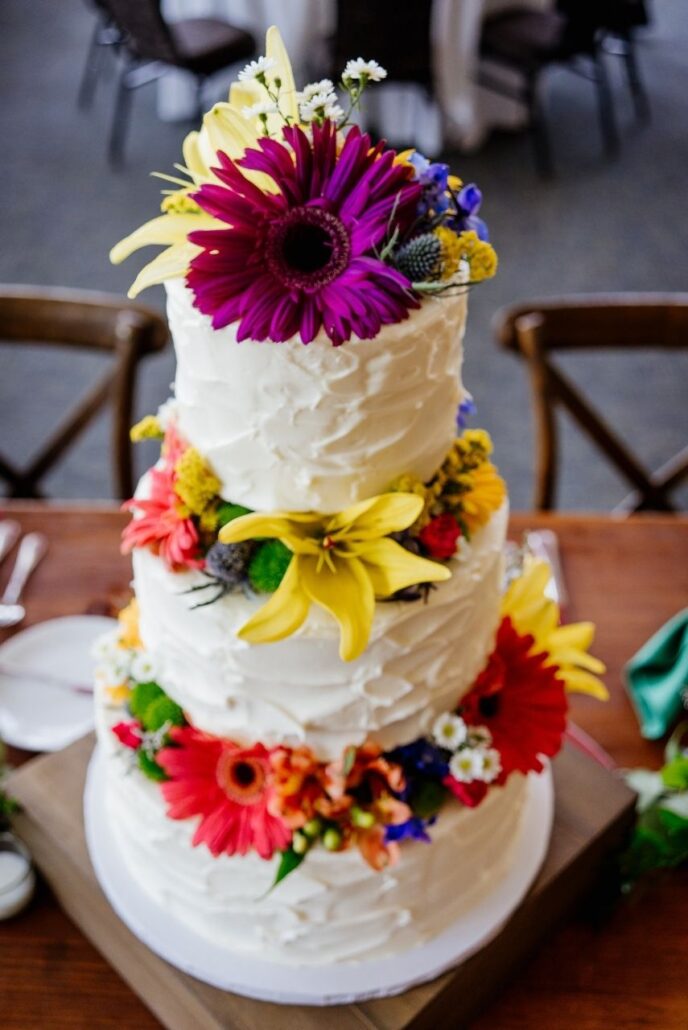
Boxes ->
[220,494,452,661]
[109,25,295,298]
[503,559,608,700]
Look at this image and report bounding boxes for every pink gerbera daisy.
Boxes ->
[157,727,291,860]
[186,120,422,346]
[121,462,203,572]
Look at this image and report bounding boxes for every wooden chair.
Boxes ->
[96,0,255,164]
[479,0,650,177]
[493,295,688,512]
[0,286,168,500]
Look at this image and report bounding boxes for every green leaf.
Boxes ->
[271,846,305,889]
[410,780,448,819]
[141,695,185,732]
[342,746,357,776]
[129,681,164,720]
[216,502,253,528]
[661,756,688,791]
[137,750,168,782]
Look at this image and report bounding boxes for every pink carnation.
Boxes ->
[112,719,143,749]
[157,727,292,860]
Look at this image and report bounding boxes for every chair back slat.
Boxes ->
[495,295,688,512]
[0,286,168,499]
[332,0,434,86]
[97,0,178,64]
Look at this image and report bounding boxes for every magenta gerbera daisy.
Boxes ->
[186,120,422,346]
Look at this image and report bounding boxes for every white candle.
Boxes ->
[0,837,35,919]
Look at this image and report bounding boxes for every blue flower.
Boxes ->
[449,182,489,241]
[386,738,450,781]
[409,152,452,217]
[384,815,435,844]
[456,393,477,430]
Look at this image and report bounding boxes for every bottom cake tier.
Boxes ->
[96,682,528,966]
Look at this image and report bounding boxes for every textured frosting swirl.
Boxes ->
[96,687,526,967]
[168,279,468,513]
[133,498,508,760]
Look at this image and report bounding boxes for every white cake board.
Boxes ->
[85,745,553,1006]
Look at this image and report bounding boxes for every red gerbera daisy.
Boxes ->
[157,727,291,860]
[186,120,421,346]
[460,616,568,781]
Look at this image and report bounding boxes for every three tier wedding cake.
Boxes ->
[93,28,607,972]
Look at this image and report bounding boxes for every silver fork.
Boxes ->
[0,533,48,628]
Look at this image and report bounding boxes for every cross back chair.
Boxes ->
[0,286,168,500]
[493,295,688,512]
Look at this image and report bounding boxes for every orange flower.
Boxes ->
[269,745,330,829]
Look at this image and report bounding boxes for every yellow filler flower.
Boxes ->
[220,494,451,662]
[502,559,608,699]
[109,26,295,298]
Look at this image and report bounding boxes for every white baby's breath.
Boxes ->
[91,630,121,662]
[342,58,388,83]
[131,652,158,684]
[241,100,279,120]
[96,653,132,687]
[237,56,276,82]
[301,79,335,101]
[432,712,468,751]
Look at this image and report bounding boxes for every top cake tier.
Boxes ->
[168,280,468,514]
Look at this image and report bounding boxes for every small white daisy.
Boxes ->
[130,652,159,684]
[468,724,493,748]
[237,56,276,82]
[91,630,120,661]
[301,79,335,101]
[342,58,388,83]
[241,100,279,120]
[323,100,345,122]
[97,653,132,686]
[472,748,502,783]
[449,748,481,783]
[432,712,468,751]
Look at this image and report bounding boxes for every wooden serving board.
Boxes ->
[8,735,635,1030]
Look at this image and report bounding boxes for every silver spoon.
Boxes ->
[0,533,48,629]
[0,521,21,567]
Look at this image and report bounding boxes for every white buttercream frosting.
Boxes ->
[133,501,508,761]
[95,683,527,966]
[167,279,468,513]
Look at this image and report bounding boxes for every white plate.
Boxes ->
[85,746,553,1005]
[0,616,115,751]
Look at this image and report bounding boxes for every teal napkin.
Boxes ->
[624,609,688,739]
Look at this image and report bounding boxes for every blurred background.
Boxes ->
[1,0,687,509]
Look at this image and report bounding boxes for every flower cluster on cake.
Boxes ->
[96,27,608,955]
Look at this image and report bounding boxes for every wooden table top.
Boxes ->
[1,504,687,1029]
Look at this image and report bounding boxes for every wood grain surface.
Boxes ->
[1,505,687,1029]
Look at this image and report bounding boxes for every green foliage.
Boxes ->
[271,845,305,889]
[129,681,164,720]
[622,721,688,885]
[216,502,253,528]
[143,695,185,733]
[0,741,21,830]
[137,749,168,783]
[410,779,448,819]
[248,539,292,593]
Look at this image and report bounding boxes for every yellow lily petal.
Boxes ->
[182,130,209,182]
[265,25,299,126]
[299,554,374,662]
[328,493,424,540]
[229,80,262,115]
[109,213,214,265]
[219,510,320,550]
[238,556,310,644]
[504,560,551,614]
[548,622,596,652]
[126,241,200,299]
[201,102,258,162]
[559,668,609,700]
[553,648,606,675]
[357,538,451,597]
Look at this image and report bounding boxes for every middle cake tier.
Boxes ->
[134,501,508,761]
